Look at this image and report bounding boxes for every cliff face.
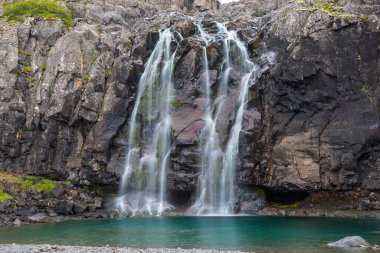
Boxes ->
[143,0,219,11]
[0,0,379,216]
[252,2,380,192]
[226,0,380,192]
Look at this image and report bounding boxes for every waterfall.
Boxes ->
[116,29,179,216]
[116,22,257,216]
[189,23,257,215]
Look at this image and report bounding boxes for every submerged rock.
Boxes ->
[327,236,371,248]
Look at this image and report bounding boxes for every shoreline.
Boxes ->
[0,208,379,228]
[0,244,250,253]
[258,208,380,219]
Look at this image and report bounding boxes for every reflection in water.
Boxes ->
[0,216,378,253]
[195,216,240,249]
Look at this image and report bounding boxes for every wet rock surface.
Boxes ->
[327,236,371,248]
[0,0,379,219]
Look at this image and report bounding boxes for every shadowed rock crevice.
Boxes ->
[264,189,310,205]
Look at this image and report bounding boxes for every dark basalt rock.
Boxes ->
[52,183,66,198]
[252,1,380,192]
[236,190,266,214]
[54,201,74,215]
[73,202,89,214]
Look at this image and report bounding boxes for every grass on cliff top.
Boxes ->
[298,1,369,21]
[2,0,73,27]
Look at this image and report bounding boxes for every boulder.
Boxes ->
[237,190,265,214]
[53,201,73,215]
[47,209,58,217]
[13,219,21,226]
[27,213,48,223]
[73,202,89,214]
[370,192,380,202]
[239,198,265,214]
[328,236,371,248]
[52,183,66,198]
[94,197,102,208]
[0,200,12,214]
[193,0,219,11]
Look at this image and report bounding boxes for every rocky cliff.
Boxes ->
[0,0,379,219]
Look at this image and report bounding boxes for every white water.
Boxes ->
[116,23,258,216]
[189,23,257,215]
[116,29,178,216]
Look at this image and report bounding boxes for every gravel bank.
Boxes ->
[0,244,251,253]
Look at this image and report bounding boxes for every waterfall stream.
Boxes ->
[189,23,256,215]
[117,29,179,216]
[117,23,257,216]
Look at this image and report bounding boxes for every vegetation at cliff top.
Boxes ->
[299,1,369,20]
[0,172,56,194]
[1,0,73,27]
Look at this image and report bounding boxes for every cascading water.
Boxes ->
[189,23,257,215]
[116,29,179,216]
[116,22,258,216]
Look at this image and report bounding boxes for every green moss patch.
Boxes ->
[0,190,13,203]
[21,176,56,193]
[273,201,303,209]
[298,1,369,20]
[2,0,73,27]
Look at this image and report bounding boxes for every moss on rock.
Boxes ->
[0,190,13,203]
[273,201,303,209]
[21,176,56,193]
[1,0,73,27]
[0,172,57,194]
[298,1,369,20]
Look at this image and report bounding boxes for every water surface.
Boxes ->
[0,216,379,252]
